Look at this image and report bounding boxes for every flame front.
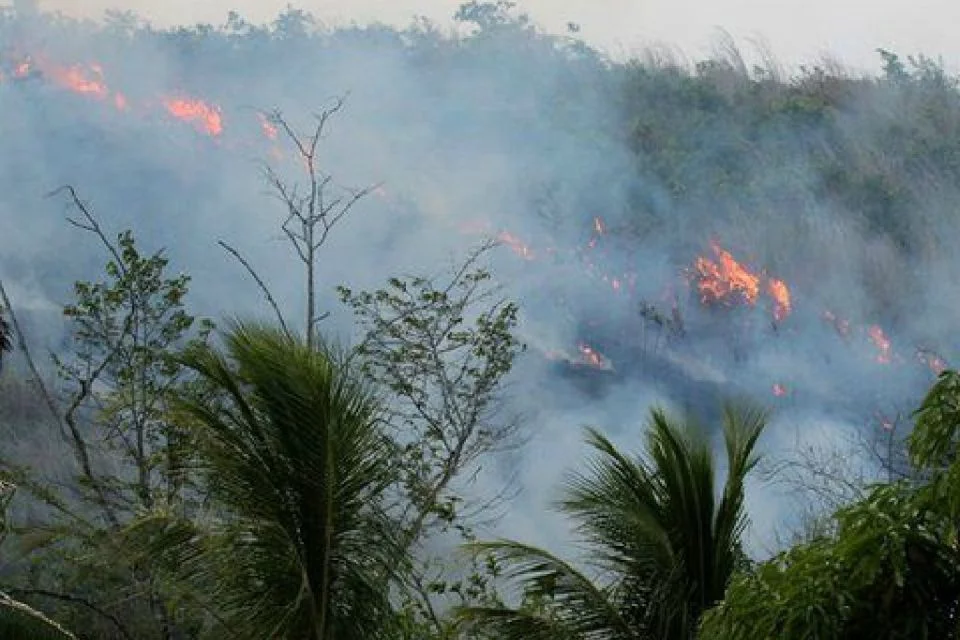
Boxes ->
[693,242,761,307]
[2,50,225,137]
[917,349,948,376]
[497,231,535,260]
[163,98,223,136]
[259,113,279,140]
[576,342,609,369]
[867,325,892,364]
[767,278,791,322]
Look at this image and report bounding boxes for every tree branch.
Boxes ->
[217,241,293,340]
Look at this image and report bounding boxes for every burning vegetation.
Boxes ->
[5,46,936,394]
[1,51,225,137]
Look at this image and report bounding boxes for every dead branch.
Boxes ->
[0,280,62,430]
[217,241,292,340]
[260,98,378,348]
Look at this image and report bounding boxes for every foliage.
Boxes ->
[123,322,401,639]
[0,591,77,640]
[338,240,523,637]
[5,3,960,638]
[0,192,214,639]
[0,480,77,639]
[456,404,767,639]
[700,371,960,639]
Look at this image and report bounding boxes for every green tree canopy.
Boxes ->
[700,370,960,639]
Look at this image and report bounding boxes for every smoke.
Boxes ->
[0,2,955,557]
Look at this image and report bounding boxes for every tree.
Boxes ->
[456,404,768,639]
[0,306,11,368]
[125,322,402,639]
[219,97,376,351]
[0,187,214,639]
[338,240,524,637]
[700,370,960,639]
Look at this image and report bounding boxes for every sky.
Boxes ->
[29,0,960,73]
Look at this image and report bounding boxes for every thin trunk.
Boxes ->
[307,232,315,352]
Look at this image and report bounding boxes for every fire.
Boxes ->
[917,349,948,376]
[766,277,792,322]
[576,342,609,369]
[867,325,892,364]
[46,63,109,98]
[693,242,761,307]
[691,242,793,322]
[14,60,31,78]
[2,50,226,137]
[772,383,788,396]
[822,310,851,338]
[259,113,279,140]
[874,411,896,431]
[497,231,535,260]
[163,98,224,136]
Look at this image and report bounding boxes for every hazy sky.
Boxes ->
[28,0,960,73]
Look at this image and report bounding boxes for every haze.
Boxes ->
[29,0,960,72]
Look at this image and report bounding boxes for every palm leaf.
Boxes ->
[460,403,767,640]
[0,592,76,640]
[134,321,400,639]
[457,540,638,639]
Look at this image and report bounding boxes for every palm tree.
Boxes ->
[0,307,12,368]
[456,404,767,640]
[131,322,401,639]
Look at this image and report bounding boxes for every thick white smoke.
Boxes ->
[0,2,952,555]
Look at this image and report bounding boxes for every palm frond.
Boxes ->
[136,321,400,639]
[455,605,578,640]
[458,540,638,639]
[0,592,76,640]
[712,403,768,596]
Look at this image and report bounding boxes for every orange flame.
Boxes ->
[693,242,761,307]
[867,325,892,364]
[917,349,948,376]
[259,113,279,140]
[46,63,109,98]
[766,277,792,322]
[163,97,223,136]
[822,310,851,338]
[3,51,226,137]
[576,342,609,369]
[772,383,787,396]
[497,231,535,260]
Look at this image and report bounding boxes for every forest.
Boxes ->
[2,1,960,637]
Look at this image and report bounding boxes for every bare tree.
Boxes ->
[220,97,377,349]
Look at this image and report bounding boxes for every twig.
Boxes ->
[217,241,293,340]
[0,280,63,431]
